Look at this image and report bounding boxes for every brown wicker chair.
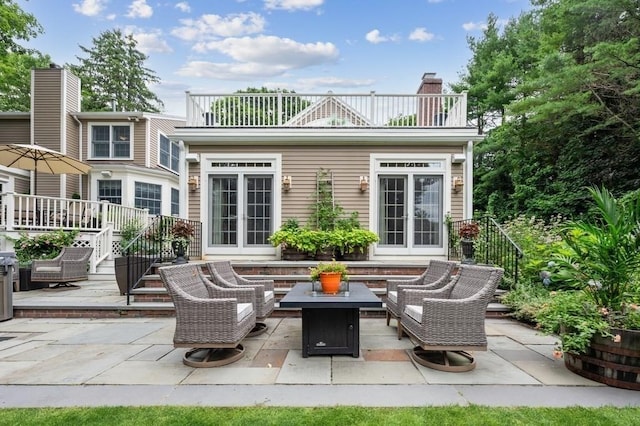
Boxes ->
[386,260,456,338]
[30,247,93,289]
[400,264,504,372]
[159,263,256,367]
[206,261,275,336]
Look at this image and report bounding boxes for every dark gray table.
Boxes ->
[279,282,382,357]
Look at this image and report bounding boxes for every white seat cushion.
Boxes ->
[35,266,61,273]
[264,290,274,302]
[236,302,253,322]
[387,290,397,304]
[405,304,423,323]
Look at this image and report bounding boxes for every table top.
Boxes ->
[279,282,382,309]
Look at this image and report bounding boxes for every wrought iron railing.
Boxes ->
[447,216,523,286]
[120,215,202,305]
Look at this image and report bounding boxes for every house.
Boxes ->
[172,72,483,261]
[0,65,186,219]
[1,68,482,264]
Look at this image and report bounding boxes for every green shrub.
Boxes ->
[7,229,80,265]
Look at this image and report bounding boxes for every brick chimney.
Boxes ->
[416,72,443,126]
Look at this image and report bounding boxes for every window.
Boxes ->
[98,180,122,204]
[171,188,179,216]
[159,134,180,173]
[90,124,132,159]
[135,182,161,215]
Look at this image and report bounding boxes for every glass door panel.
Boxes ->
[245,176,273,246]
[209,176,237,246]
[378,176,407,247]
[413,176,443,246]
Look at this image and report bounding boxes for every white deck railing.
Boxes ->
[0,193,149,233]
[186,92,468,128]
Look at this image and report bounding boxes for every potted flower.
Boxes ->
[334,228,379,261]
[171,219,195,264]
[309,260,349,294]
[458,221,480,263]
[535,187,640,390]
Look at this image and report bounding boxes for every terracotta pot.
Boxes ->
[564,328,640,390]
[319,272,341,294]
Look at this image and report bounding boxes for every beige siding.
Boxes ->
[14,176,30,194]
[188,144,465,227]
[150,118,185,171]
[132,121,147,167]
[64,72,81,197]
[0,118,30,144]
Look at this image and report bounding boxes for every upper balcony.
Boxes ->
[185,92,468,129]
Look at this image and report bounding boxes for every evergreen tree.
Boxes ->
[69,29,163,112]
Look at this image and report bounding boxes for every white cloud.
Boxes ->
[365,29,399,44]
[171,13,265,41]
[409,27,435,42]
[126,0,153,19]
[175,2,191,13]
[264,0,324,11]
[133,31,173,53]
[193,35,338,67]
[462,21,487,31]
[72,0,107,17]
[106,13,116,20]
[297,77,375,89]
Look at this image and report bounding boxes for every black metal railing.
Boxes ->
[447,216,523,286]
[120,215,202,305]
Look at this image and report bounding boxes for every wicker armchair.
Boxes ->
[400,264,504,372]
[159,263,256,367]
[206,261,275,336]
[30,247,93,289]
[386,260,456,337]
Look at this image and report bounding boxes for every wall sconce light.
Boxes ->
[101,170,112,178]
[359,176,369,192]
[188,176,199,191]
[452,176,464,193]
[282,175,292,192]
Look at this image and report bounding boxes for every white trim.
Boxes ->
[200,153,282,257]
[86,122,135,161]
[156,130,180,174]
[369,153,451,258]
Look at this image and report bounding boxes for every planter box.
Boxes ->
[114,256,154,295]
[18,268,48,291]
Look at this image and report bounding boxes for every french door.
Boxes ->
[208,174,273,251]
[377,174,443,253]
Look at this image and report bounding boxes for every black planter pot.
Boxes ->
[171,240,189,264]
[18,267,48,291]
[281,247,307,261]
[114,256,154,295]
[341,247,368,261]
[460,239,476,264]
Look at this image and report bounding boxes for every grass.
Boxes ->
[1,406,639,425]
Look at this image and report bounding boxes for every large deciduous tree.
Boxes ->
[0,0,50,111]
[69,29,163,112]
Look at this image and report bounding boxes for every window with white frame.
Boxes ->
[159,133,180,173]
[98,180,122,204]
[171,188,179,216]
[135,182,161,215]
[90,124,132,159]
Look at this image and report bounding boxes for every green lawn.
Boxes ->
[1,406,639,425]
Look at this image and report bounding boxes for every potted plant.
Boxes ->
[309,259,349,294]
[170,219,195,264]
[269,219,308,260]
[535,187,640,390]
[458,221,480,263]
[335,228,379,261]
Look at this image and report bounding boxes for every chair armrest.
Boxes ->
[32,259,60,269]
[203,280,256,304]
[387,276,422,291]
[234,273,275,292]
[403,286,451,305]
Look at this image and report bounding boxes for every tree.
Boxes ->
[0,0,50,111]
[68,29,163,112]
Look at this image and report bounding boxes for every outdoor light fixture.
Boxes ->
[282,175,292,191]
[188,176,199,191]
[452,176,464,193]
[359,176,369,192]
[101,170,112,178]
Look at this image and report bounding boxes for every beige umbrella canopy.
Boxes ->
[0,143,91,195]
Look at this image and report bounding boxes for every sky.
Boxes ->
[17,0,532,117]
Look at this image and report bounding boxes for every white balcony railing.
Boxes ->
[185,92,468,128]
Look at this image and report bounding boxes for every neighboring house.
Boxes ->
[0,66,186,217]
[172,72,483,261]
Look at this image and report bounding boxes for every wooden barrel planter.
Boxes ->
[564,328,640,390]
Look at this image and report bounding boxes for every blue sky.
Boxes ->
[18,0,531,116]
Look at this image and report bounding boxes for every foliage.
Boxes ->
[535,187,640,353]
[6,230,79,265]
[500,279,551,324]
[309,260,348,282]
[0,0,51,111]
[210,87,309,125]
[170,220,195,245]
[333,228,379,255]
[308,168,343,231]
[458,221,480,239]
[68,29,163,112]
[119,220,144,255]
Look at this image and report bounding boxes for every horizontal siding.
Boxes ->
[0,119,30,144]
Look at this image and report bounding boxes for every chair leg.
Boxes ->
[182,345,245,368]
[248,322,268,337]
[397,321,403,340]
[386,311,390,326]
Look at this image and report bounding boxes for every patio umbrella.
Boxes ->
[0,143,91,196]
